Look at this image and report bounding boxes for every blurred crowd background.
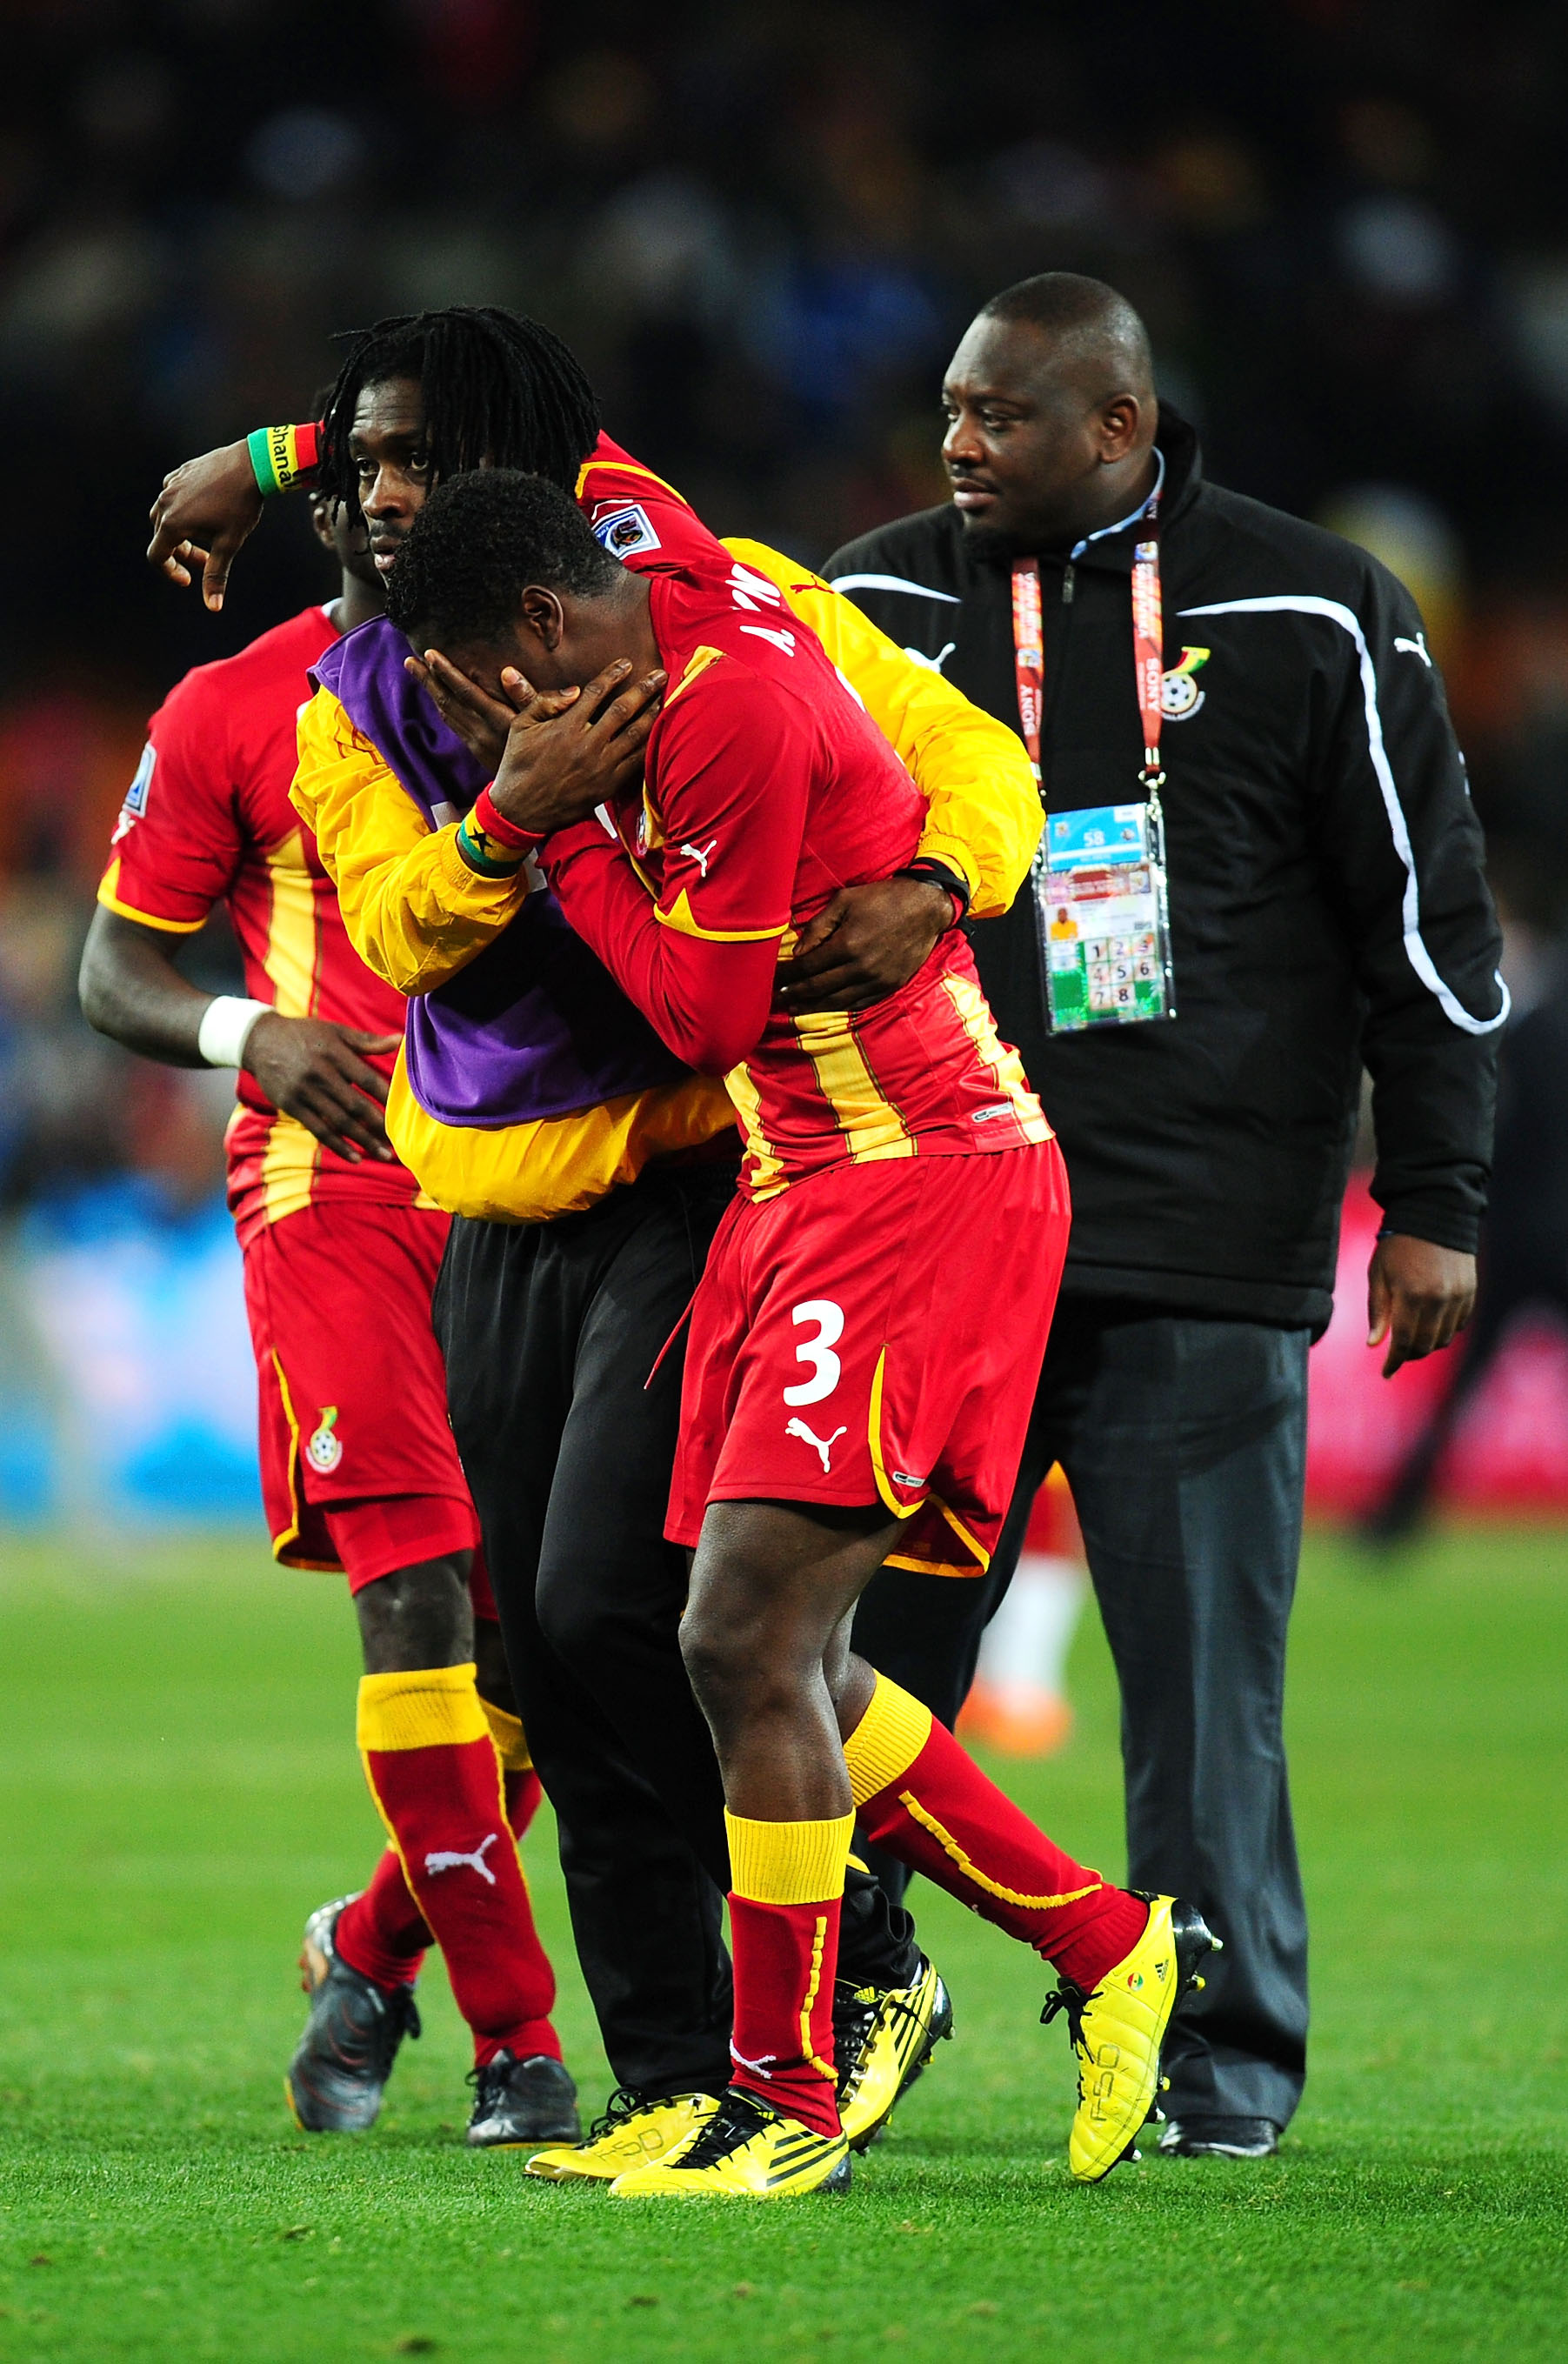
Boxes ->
[3,0,1568,1526]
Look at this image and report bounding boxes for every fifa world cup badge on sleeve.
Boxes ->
[1032,802,1176,1032]
[590,500,661,558]
[111,743,156,844]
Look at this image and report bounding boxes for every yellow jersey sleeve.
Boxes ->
[723,537,1042,920]
[291,686,530,996]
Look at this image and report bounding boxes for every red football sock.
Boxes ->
[351,1666,560,2067]
[505,1765,544,1837]
[335,1845,427,1989]
[335,1760,544,1990]
[845,1674,1147,1989]
[726,1810,852,2140]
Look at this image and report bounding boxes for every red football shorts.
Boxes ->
[243,1201,485,1602]
[667,1139,1069,1577]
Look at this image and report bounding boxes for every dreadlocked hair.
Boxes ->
[384,470,624,648]
[317,307,601,516]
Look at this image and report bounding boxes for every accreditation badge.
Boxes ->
[1032,799,1176,1032]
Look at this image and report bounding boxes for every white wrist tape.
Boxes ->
[197,996,269,1069]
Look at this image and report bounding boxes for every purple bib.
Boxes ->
[311,618,686,1131]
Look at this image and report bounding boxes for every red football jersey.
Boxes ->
[98,604,424,1247]
[546,557,1051,1199]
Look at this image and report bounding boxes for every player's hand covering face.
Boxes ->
[404,649,526,775]
[410,650,665,836]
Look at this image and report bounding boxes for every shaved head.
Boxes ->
[981,272,1155,405]
[941,274,1159,554]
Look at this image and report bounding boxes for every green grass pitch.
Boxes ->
[0,1526,1564,2363]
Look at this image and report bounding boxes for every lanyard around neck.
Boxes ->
[1011,504,1165,799]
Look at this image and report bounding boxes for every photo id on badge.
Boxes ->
[1032,800,1176,1032]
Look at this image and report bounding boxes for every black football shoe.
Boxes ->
[286,1895,421,2134]
[1159,2114,1280,2158]
[467,2050,581,2148]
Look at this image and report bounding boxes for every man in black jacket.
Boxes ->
[815,273,1505,2158]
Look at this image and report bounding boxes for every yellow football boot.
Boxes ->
[1044,1893,1221,2184]
[836,1954,954,2152]
[525,2088,718,2182]
[609,2087,851,2199]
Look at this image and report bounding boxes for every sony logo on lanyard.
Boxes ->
[1013,511,1177,1033]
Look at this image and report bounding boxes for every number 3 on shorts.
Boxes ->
[784,1299,844,1406]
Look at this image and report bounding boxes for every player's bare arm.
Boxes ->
[1366,1234,1477,1378]
[80,909,399,1163]
[147,437,264,611]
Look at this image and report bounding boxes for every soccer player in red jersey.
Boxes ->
[386,469,1222,2198]
[79,490,577,2150]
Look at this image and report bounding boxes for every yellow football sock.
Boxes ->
[725,1809,854,1904]
[842,1674,934,1809]
[356,1661,490,1753]
[478,1694,533,1774]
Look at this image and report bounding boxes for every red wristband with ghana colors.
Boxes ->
[471,783,546,851]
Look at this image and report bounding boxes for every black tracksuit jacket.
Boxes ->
[826,411,1505,1335]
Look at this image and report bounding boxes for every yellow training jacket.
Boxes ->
[292,537,1040,1223]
